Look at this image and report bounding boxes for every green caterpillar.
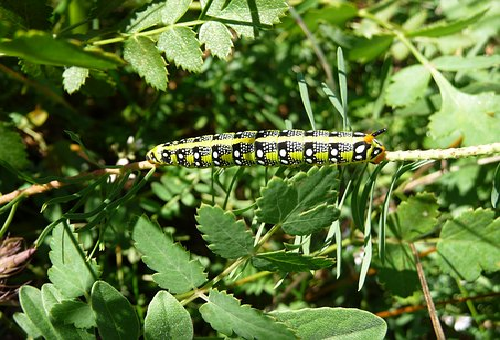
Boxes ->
[147,129,386,168]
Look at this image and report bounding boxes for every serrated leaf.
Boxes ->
[145,291,193,340]
[161,0,192,25]
[394,192,439,241]
[385,65,431,108]
[428,71,500,146]
[0,30,123,70]
[157,27,203,72]
[124,36,168,91]
[0,124,29,169]
[196,204,254,259]
[199,21,233,59]
[62,66,89,94]
[47,223,99,299]
[256,167,340,235]
[91,281,140,339]
[375,243,419,297]
[41,283,64,314]
[126,2,164,33]
[432,55,500,71]
[51,300,96,329]
[437,208,500,281]
[204,0,288,38]
[251,250,334,272]
[133,215,207,294]
[406,9,488,37]
[199,289,295,339]
[271,307,386,339]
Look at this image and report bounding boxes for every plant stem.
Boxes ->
[409,242,446,340]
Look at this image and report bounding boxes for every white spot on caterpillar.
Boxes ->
[330,148,338,156]
[213,151,218,158]
[305,148,313,157]
[281,159,288,164]
[355,144,365,153]
[306,159,313,163]
[214,160,220,165]
[257,160,265,165]
[372,149,380,155]
[178,153,184,159]
[234,150,240,157]
[235,159,242,165]
[194,152,200,159]
[355,155,363,160]
[279,149,287,157]
[195,161,201,166]
[256,149,264,158]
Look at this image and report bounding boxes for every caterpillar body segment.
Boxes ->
[147,129,386,168]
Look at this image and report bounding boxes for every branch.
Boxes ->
[0,161,154,205]
[385,143,500,162]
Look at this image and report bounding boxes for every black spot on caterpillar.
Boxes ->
[147,129,386,168]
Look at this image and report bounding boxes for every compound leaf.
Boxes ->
[126,2,164,33]
[51,300,96,329]
[157,27,203,72]
[394,192,439,241]
[256,167,340,235]
[161,0,192,25]
[199,289,295,339]
[437,208,500,281]
[133,215,207,294]
[124,36,168,91]
[204,0,288,38]
[196,204,254,259]
[199,21,233,59]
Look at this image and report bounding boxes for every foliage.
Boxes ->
[1,0,499,339]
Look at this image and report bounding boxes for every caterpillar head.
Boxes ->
[364,128,386,164]
[146,145,161,164]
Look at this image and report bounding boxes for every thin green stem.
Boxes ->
[0,200,19,238]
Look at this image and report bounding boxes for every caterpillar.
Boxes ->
[146,129,386,168]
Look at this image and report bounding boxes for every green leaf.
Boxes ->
[18,286,59,339]
[406,9,488,37]
[428,71,500,146]
[51,300,96,329]
[62,66,89,94]
[47,223,99,299]
[133,215,207,294]
[204,0,288,38]
[199,289,295,339]
[492,163,500,209]
[144,291,193,340]
[13,312,42,339]
[347,35,394,63]
[432,55,500,71]
[157,27,203,72]
[41,283,64,314]
[0,124,29,169]
[91,281,140,340]
[256,167,340,235]
[394,192,439,241]
[124,36,168,91]
[437,208,500,281]
[251,250,334,272]
[17,285,93,339]
[199,21,233,59]
[271,307,386,339]
[161,0,192,25]
[375,243,419,297]
[196,204,254,259]
[126,2,164,33]
[0,30,123,70]
[385,65,431,108]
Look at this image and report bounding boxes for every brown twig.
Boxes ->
[0,161,154,205]
[410,242,446,340]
